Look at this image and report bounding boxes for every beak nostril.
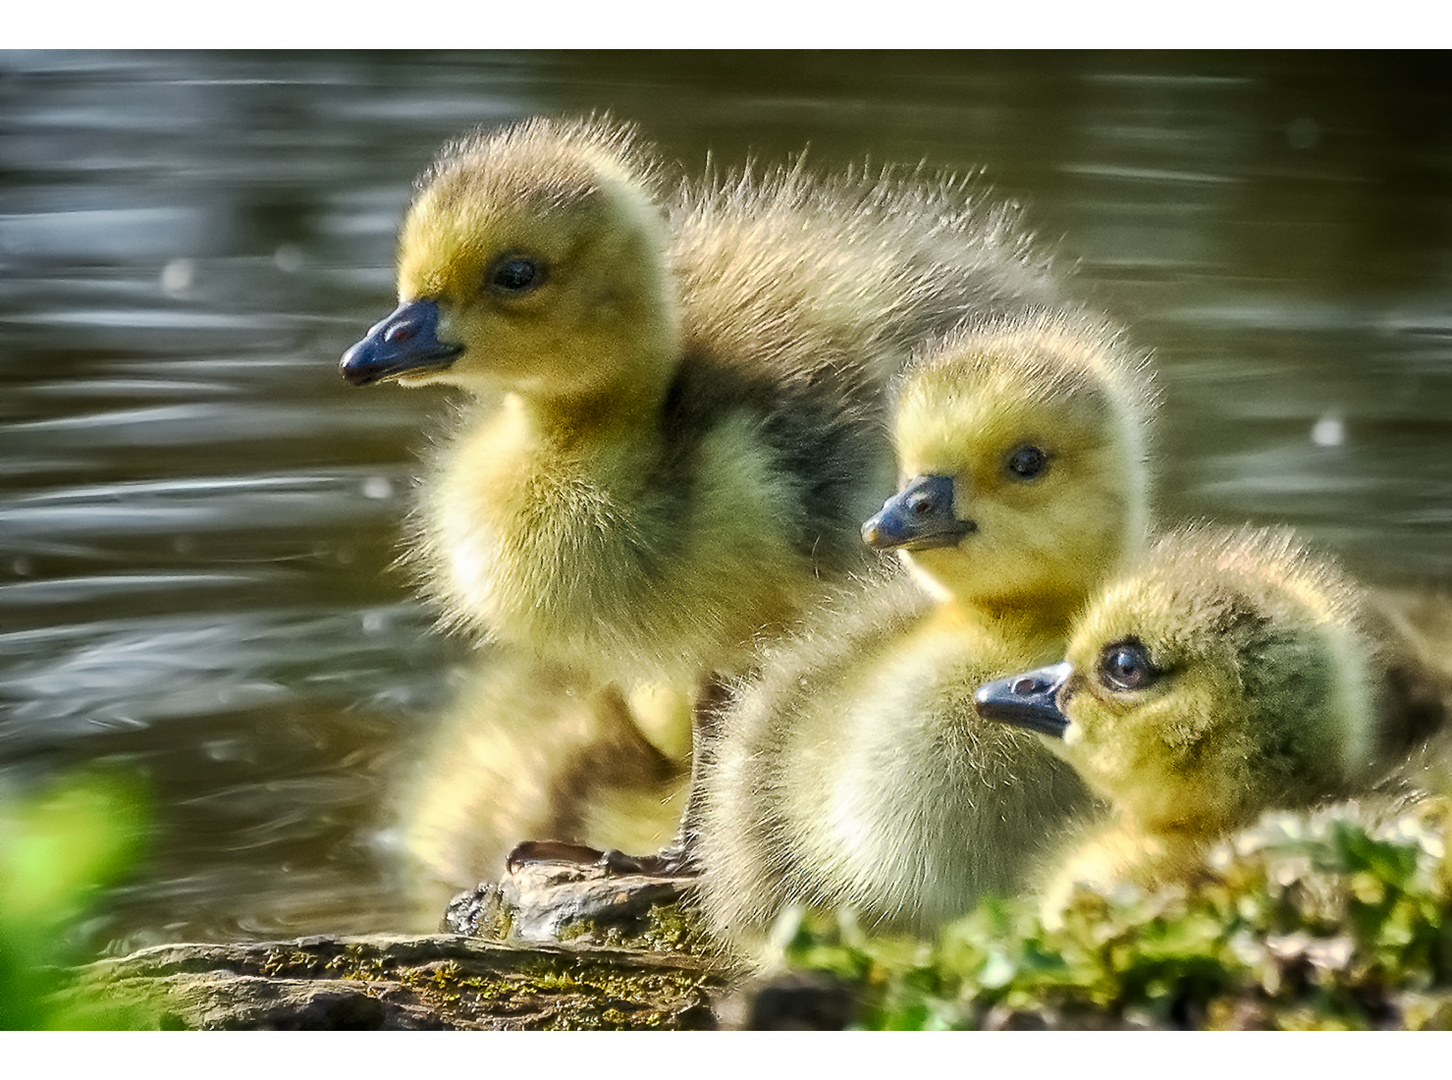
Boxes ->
[1012,677,1037,695]
[385,324,412,344]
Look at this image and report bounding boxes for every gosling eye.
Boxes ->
[1097,640,1158,693]
[1007,445,1048,480]
[488,255,544,295]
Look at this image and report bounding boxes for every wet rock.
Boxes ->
[450,858,704,953]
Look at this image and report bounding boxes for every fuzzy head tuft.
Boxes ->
[393,116,679,402]
[1051,523,1377,834]
[888,309,1157,619]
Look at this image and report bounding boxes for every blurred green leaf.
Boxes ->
[0,769,152,1030]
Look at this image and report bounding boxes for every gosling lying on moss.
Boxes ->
[341,116,1064,883]
[698,309,1156,951]
[974,523,1388,922]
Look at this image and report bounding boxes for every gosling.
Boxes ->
[974,523,1386,923]
[698,308,1156,952]
[342,116,1064,882]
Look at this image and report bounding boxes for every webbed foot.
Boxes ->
[505,838,699,879]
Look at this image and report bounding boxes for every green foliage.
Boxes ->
[769,798,1452,1029]
[0,770,152,1030]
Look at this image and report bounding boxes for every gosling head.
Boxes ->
[861,310,1155,617]
[975,524,1379,836]
[340,116,680,404]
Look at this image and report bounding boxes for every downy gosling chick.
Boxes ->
[699,309,1156,952]
[341,116,1063,881]
[975,523,1385,923]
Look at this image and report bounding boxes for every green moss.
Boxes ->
[644,898,703,950]
[533,894,708,954]
[767,798,1452,1030]
[363,946,715,1029]
[527,969,583,993]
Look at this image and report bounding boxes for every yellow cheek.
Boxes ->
[1060,697,1154,792]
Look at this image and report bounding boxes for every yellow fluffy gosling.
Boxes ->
[974,523,1386,923]
[698,309,1156,952]
[342,116,1063,883]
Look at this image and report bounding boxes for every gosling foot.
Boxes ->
[506,838,699,879]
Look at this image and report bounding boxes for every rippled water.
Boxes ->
[2,51,1450,951]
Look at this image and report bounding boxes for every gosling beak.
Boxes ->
[339,299,463,386]
[973,662,1074,739]
[861,474,976,551]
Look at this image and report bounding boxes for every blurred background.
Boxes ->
[1,50,1450,954]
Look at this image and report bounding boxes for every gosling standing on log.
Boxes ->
[339,116,1063,885]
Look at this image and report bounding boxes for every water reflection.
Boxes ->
[1,51,1449,951]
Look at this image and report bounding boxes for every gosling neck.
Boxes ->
[505,286,683,454]
[519,379,672,455]
[927,574,1090,658]
[1100,817,1217,889]
[1114,803,1232,848]
[512,340,681,461]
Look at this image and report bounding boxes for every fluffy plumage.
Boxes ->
[387,117,1059,681]
[698,309,1156,954]
[396,654,688,911]
[975,523,1390,923]
[341,116,1062,887]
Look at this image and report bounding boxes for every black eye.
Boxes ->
[1098,640,1157,693]
[1007,445,1047,480]
[489,256,542,294]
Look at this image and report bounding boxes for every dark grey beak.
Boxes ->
[973,662,1074,738]
[339,299,463,386]
[861,474,976,551]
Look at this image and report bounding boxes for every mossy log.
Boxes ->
[66,932,726,1030]
[56,857,736,1030]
